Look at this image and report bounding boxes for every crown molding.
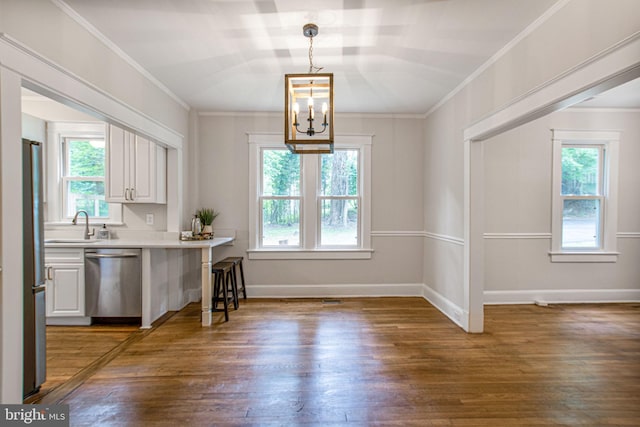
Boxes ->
[1,32,184,146]
[198,110,425,119]
[198,111,279,117]
[425,0,572,118]
[464,32,640,141]
[52,0,190,111]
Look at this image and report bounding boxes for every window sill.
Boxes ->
[247,249,374,260]
[548,251,619,263]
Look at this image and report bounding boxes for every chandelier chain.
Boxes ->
[308,36,323,74]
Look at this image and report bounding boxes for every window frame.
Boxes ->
[258,147,302,248]
[61,137,108,220]
[550,130,619,262]
[248,133,372,260]
[317,149,361,249]
[46,122,122,225]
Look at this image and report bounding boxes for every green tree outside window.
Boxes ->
[65,139,108,218]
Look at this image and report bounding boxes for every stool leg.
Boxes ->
[221,271,229,321]
[212,272,220,308]
[238,260,247,299]
[227,269,239,310]
[213,271,229,322]
[230,266,240,308]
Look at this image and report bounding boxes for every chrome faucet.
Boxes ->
[72,210,95,240]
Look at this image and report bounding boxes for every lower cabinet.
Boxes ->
[45,248,89,325]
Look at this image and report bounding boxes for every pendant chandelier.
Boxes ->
[284,23,334,154]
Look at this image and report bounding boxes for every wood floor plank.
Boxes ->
[40,298,640,426]
[24,324,139,403]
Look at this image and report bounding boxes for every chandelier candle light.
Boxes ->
[285,23,334,154]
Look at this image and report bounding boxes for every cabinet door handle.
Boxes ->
[130,187,135,201]
[125,188,130,200]
[47,266,53,281]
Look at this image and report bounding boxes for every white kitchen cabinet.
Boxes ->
[106,124,166,204]
[44,248,86,321]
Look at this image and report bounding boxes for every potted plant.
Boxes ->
[197,208,219,235]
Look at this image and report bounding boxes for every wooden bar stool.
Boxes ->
[211,261,236,321]
[217,260,239,310]
[221,256,247,301]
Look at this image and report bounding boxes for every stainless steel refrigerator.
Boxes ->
[23,138,46,398]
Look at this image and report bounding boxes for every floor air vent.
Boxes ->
[322,299,342,305]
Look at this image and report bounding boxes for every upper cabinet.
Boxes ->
[106,125,166,204]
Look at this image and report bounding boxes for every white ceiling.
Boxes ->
[21,88,97,122]
[61,0,560,114]
[572,78,640,109]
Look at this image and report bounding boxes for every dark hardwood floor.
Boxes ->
[25,324,138,404]
[35,298,640,426]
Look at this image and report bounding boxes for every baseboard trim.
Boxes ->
[45,316,92,326]
[421,284,467,331]
[484,289,640,305]
[243,283,470,331]
[185,289,202,305]
[247,283,424,298]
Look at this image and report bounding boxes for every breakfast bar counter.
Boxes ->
[45,237,235,328]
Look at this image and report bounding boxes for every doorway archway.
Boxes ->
[462,36,640,333]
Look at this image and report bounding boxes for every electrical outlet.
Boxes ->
[146,214,154,225]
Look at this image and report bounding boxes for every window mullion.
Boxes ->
[598,145,605,196]
[301,154,318,249]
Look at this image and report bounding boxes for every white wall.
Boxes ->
[196,113,425,292]
[422,0,640,327]
[21,113,46,142]
[423,97,467,309]
[3,0,194,231]
[0,0,190,403]
[484,109,640,301]
[0,0,189,137]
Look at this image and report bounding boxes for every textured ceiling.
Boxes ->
[61,0,560,114]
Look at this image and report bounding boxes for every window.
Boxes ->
[46,122,121,224]
[62,137,108,218]
[260,149,301,247]
[249,133,372,259]
[550,130,619,262]
[320,150,359,247]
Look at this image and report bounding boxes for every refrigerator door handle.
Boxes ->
[33,284,46,293]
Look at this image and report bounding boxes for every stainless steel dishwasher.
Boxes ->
[85,248,142,318]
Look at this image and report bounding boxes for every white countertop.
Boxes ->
[45,236,234,249]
